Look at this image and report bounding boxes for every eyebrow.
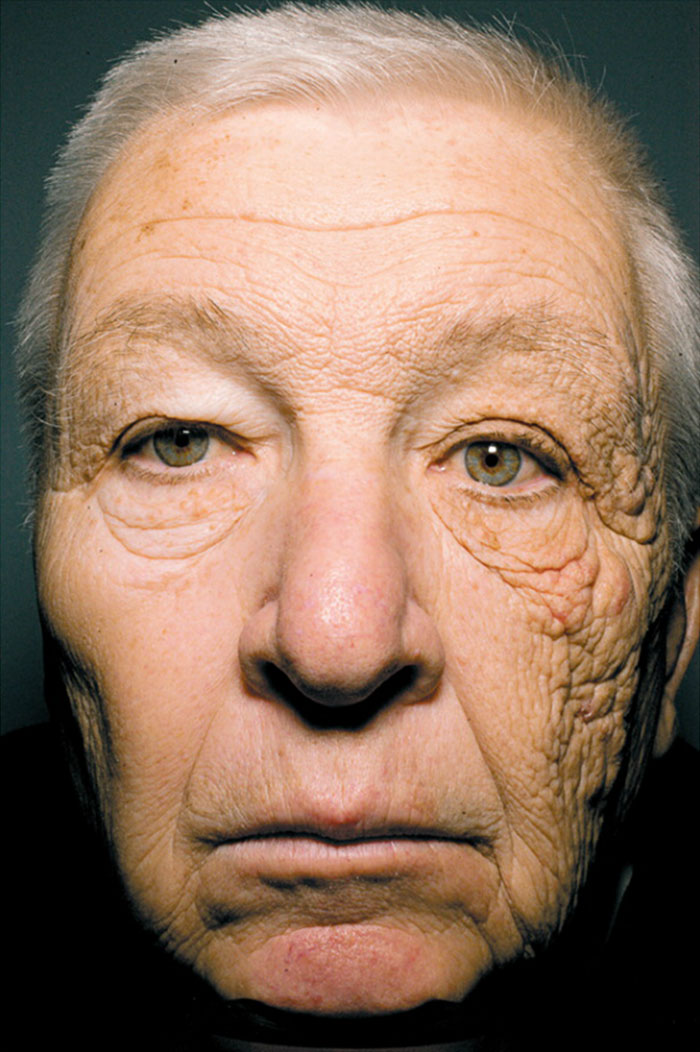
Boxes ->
[66,294,257,374]
[62,289,641,459]
[440,306,628,383]
[58,290,642,468]
[67,290,626,381]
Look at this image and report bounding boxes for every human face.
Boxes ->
[37,94,671,1014]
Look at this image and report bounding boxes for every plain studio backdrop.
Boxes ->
[1,0,698,743]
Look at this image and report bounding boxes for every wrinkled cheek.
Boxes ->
[506,539,638,653]
[96,476,250,558]
[434,496,649,886]
[430,489,592,591]
[432,490,640,645]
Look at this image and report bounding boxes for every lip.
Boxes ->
[196,806,493,844]
[211,833,477,882]
[203,822,487,880]
[195,822,497,927]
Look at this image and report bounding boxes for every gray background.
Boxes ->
[1,0,698,743]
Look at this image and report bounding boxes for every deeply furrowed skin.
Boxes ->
[35,94,693,1015]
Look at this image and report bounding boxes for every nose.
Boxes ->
[238,469,444,721]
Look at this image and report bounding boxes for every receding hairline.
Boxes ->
[14,2,698,557]
[67,83,611,236]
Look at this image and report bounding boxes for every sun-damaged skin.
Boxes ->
[36,94,698,1015]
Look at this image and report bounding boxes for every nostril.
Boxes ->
[260,661,420,729]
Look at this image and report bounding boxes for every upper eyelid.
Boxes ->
[433,429,567,479]
[118,419,243,457]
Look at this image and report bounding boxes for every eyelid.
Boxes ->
[431,422,568,479]
[117,418,246,459]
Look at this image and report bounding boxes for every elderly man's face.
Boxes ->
[37,95,675,1013]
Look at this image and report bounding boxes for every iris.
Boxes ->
[153,426,210,467]
[465,442,521,486]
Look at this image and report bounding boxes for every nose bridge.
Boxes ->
[276,461,407,693]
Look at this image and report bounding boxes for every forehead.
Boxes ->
[66,93,638,392]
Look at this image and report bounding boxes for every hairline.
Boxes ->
[15,3,699,564]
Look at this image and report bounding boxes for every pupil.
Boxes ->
[484,450,500,469]
[175,429,191,448]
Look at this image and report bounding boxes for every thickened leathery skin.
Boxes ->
[37,95,673,1014]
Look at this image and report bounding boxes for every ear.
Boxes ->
[653,527,700,757]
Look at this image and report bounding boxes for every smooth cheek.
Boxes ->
[37,488,241,817]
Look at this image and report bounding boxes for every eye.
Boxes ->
[432,425,566,502]
[152,425,210,467]
[464,441,521,486]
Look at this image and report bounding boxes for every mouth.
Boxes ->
[202,822,488,885]
[195,821,497,930]
[220,822,473,843]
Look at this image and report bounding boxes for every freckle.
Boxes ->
[181,197,191,211]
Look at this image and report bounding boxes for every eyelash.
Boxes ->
[118,420,241,478]
[114,417,568,503]
[433,426,567,498]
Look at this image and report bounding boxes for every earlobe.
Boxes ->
[653,529,700,757]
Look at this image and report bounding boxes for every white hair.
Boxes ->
[16,1,699,566]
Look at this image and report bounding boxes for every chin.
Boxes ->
[204,923,483,1015]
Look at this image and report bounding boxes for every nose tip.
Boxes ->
[239,608,444,729]
[238,485,444,718]
[239,598,443,714]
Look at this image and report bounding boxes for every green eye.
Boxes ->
[464,442,521,486]
[153,426,210,467]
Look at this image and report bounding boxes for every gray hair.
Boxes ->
[16,2,699,565]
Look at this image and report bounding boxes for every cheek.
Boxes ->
[433,496,649,870]
[431,486,640,646]
[37,490,245,819]
[96,473,253,559]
